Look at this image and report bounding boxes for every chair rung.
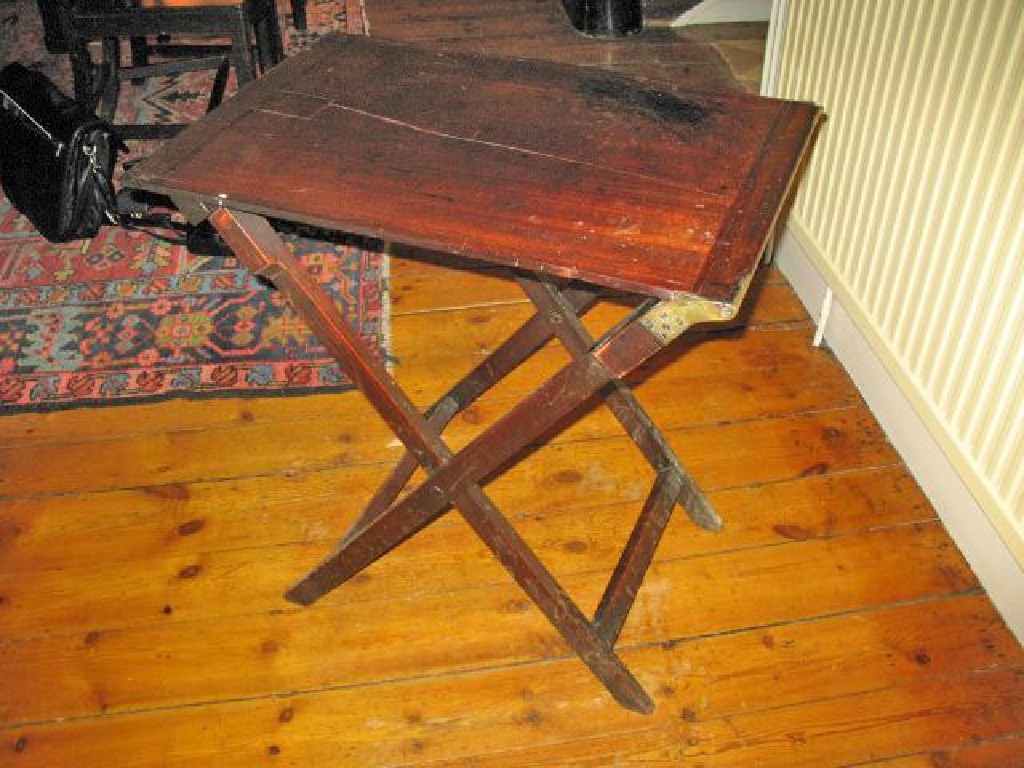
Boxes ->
[112,123,186,140]
[148,43,232,59]
[118,56,229,80]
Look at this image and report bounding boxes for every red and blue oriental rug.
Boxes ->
[0,0,387,411]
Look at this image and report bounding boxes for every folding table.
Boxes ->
[125,33,823,714]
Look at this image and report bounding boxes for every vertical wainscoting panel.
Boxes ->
[768,2,1023,572]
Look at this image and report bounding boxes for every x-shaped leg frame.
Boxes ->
[208,208,749,714]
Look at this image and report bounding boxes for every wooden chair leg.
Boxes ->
[291,0,307,31]
[252,0,284,71]
[37,0,68,54]
[227,14,256,87]
[98,37,122,121]
[55,5,96,105]
[266,13,285,69]
[129,35,148,84]
[208,58,232,112]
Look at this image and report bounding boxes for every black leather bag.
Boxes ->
[0,62,125,242]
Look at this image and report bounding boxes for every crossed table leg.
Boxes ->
[208,208,750,714]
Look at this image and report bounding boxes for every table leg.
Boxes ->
[344,262,728,549]
[291,0,307,31]
[338,287,600,548]
[208,208,656,713]
[207,207,756,713]
[283,288,744,714]
[594,468,682,646]
[516,274,722,532]
[317,287,737,570]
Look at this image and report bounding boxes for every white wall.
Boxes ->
[765,0,1024,641]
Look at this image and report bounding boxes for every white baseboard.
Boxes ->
[672,0,772,26]
[774,226,1024,643]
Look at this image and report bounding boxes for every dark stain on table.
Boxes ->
[577,73,709,126]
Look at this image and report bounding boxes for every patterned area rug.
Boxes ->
[0,0,388,411]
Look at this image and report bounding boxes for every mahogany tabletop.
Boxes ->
[126,33,822,302]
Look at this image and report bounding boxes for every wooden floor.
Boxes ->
[3,1,1024,765]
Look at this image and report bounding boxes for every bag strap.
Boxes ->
[83,146,189,246]
[119,209,189,244]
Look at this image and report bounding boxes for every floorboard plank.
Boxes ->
[1,520,978,669]
[6,658,1021,768]
[2,582,1008,726]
